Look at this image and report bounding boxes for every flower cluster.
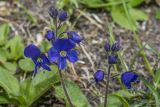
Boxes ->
[104,41,120,64]
[93,41,120,83]
[93,40,139,89]
[24,44,51,74]
[24,6,82,74]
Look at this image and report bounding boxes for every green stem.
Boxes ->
[58,70,73,107]
[104,65,111,107]
[121,0,153,76]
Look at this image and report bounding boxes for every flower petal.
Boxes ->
[48,47,59,62]
[41,64,51,71]
[40,54,50,65]
[24,44,40,59]
[58,57,67,70]
[67,50,78,62]
[53,39,75,51]
[121,71,139,89]
[67,31,82,44]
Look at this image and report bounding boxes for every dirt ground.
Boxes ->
[0,0,160,107]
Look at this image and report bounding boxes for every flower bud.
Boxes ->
[48,6,58,18]
[111,41,120,52]
[59,11,68,21]
[45,30,55,40]
[67,31,82,44]
[94,70,105,82]
[104,42,110,52]
[108,55,118,64]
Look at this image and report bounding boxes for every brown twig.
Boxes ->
[80,44,95,72]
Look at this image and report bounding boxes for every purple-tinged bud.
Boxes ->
[94,70,105,83]
[59,11,68,21]
[108,55,118,64]
[111,41,120,52]
[67,31,82,44]
[48,6,58,18]
[104,42,110,52]
[45,30,55,40]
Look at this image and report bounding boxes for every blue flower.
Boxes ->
[67,31,82,44]
[24,44,51,73]
[94,70,105,82]
[111,41,120,52]
[45,30,55,41]
[108,55,118,64]
[48,38,78,70]
[104,42,110,52]
[121,71,139,89]
[48,6,58,18]
[59,11,68,21]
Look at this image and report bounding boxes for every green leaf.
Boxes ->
[55,80,91,107]
[20,65,59,106]
[154,68,160,87]
[2,62,17,74]
[40,40,52,53]
[0,66,20,96]
[156,9,160,20]
[0,93,11,104]
[0,48,8,63]
[32,65,59,86]
[18,58,34,72]
[141,77,160,107]
[78,0,104,7]
[98,95,121,107]
[110,94,130,107]
[111,7,137,31]
[0,24,10,46]
[116,90,132,98]
[5,35,24,60]
[129,8,148,21]
[128,0,144,7]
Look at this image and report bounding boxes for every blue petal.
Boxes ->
[24,44,40,59]
[58,57,67,70]
[32,58,40,66]
[53,39,75,51]
[41,63,51,71]
[121,71,139,89]
[34,64,39,74]
[67,31,82,44]
[40,54,50,65]
[67,50,78,62]
[48,47,60,62]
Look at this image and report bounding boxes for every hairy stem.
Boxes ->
[58,70,73,107]
[104,65,111,107]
